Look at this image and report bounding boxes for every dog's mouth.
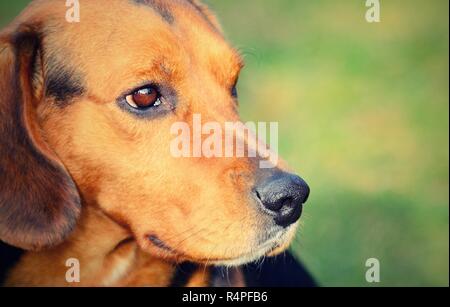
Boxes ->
[146,228,292,266]
[148,235,174,252]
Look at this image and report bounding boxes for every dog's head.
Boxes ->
[0,0,309,265]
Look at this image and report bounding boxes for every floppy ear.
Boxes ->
[0,26,81,251]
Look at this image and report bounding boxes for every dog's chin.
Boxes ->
[141,223,299,267]
[207,224,299,267]
[266,225,298,257]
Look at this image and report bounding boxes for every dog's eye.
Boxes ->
[125,86,161,109]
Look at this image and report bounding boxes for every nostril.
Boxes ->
[275,201,303,228]
[254,188,284,213]
[263,197,286,212]
[271,197,290,212]
[280,197,292,212]
[279,198,295,215]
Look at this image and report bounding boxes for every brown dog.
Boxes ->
[0,0,310,286]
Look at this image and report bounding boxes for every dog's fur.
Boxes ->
[0,0,305,286]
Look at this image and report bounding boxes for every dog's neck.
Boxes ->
[5,205,179,286]
[5,205,242,286]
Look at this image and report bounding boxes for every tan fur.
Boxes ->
[1,0,298,286]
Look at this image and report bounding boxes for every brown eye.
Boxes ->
[126,86,161,109]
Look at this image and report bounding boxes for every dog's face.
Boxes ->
[0,0,309,265]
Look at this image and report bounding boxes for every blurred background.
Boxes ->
[1,0,448,286]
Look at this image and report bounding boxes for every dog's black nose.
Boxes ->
[254,173,310,228]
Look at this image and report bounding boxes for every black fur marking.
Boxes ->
[170,262,199,287]
[45,60,84,107]
[0,242,24,285]
[12,29,84,107]
[133,0,175,24]
[242,252,317,287]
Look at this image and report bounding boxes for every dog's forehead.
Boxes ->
[35,0,242,102]
[53,0,225,52]
[133,0,222,31]
[134,0,176,24]
[133,0,205,26]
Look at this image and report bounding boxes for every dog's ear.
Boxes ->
[0,26,81,251]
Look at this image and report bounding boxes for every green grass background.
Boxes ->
[1,0,448,286]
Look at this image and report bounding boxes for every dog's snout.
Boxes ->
[254,173,310,228]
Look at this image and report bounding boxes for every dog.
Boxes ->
[0,0,311,286]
